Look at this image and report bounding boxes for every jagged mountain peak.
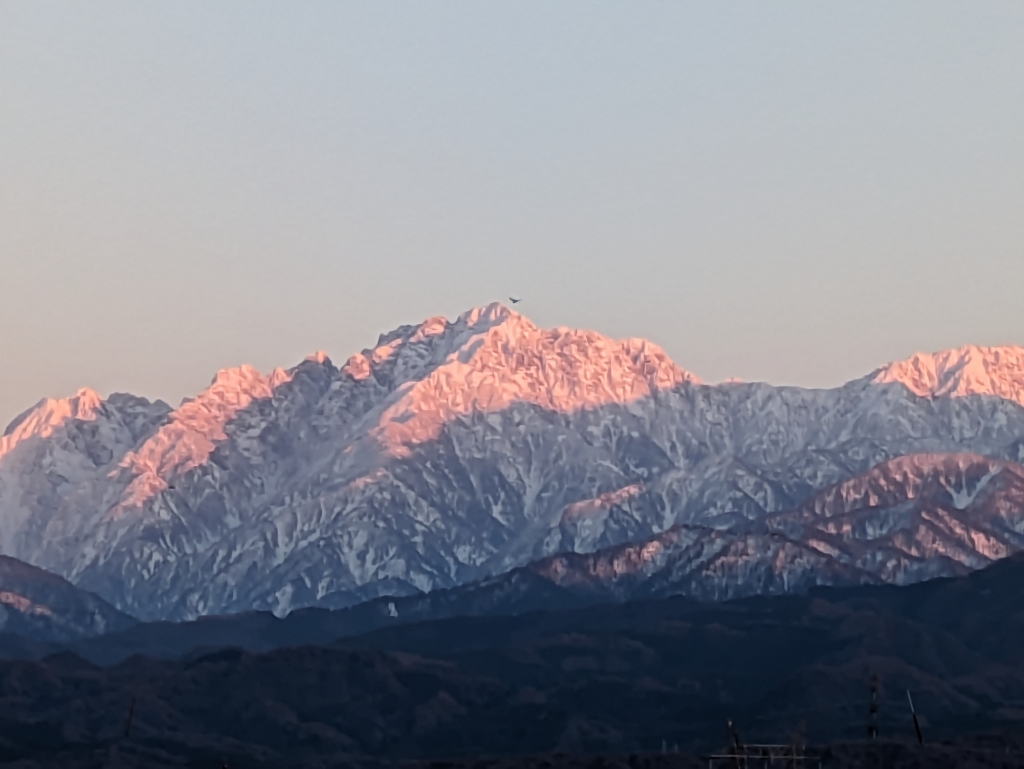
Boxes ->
[116,364,293,510]
[458,300,519,328]
[367,303,518,350]
[305,350,332,365]
[5,306,694,521]
[0,389,171,558]
[345,301,696,391]
[345,303,520,378]
[873,344,1024,406]
[0,388,103,457]
[358,305,700,453]
[202,363,291,393]
[5,306,1024,621]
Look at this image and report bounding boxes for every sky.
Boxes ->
[2,1,1023,428]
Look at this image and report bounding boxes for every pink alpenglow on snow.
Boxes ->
[873,345,1024,407]
[560,484,645,524]
[1,304,1024,620]
[354,304,699,455]
[0,590,53,617]
[0,388,103,461]
[117,365,292,510]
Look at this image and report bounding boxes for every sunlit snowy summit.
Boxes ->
[1,304,1023,620]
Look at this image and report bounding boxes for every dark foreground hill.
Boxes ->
[2,557,1024,766]
[9,742,1024,769]
[18,542,1024,668]
[0,555,136,642]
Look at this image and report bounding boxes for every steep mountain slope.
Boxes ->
[1,306,1023,620]
[468,453,1024,604]
[0,389,171,557]
[0,555,135,642]
[770,452,1024,578]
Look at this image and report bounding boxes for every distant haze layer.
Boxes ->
[1,2,1022,427]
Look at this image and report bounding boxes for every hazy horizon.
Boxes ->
[3,2,1023,427]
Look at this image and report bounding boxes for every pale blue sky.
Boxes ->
[2,2,1023,427]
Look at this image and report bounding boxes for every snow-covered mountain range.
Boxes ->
[2,304,1023,620]
[508,452,1024,604]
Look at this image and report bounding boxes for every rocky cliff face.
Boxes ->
[0,389,172,561]
[1,304,1023,620]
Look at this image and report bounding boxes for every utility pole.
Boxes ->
[906,690,923,745]
[868,675,878,740]
[123,696,136,739]
[726,719,745,769]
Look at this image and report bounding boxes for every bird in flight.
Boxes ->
[509,296,522,304]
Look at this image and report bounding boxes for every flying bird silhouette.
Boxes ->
[509,296,521,304]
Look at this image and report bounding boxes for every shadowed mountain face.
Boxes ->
[509,452,1024,603]
[9,452,1022,665]
[0,556,135,642]
[1,305,1024,620]
[3,558,1024,767]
